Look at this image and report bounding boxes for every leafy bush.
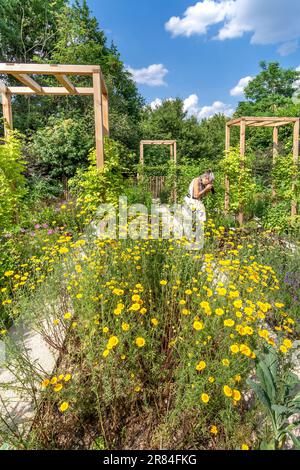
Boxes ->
[0,132,27,231]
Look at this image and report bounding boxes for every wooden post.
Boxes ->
[173,141,177,164]
[2,91,13,137]
[291,119,299,217]
[102,93,109,136]
[224,124,230,213]
[272,127,278,203]
[238,119,246,226]
[170,143,173,160]
[92,72,104,168]
[140,142,144,164]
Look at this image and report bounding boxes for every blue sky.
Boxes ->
[87,0,300,119]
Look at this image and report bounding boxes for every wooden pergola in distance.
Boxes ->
[140,140,177,164]
[0,63,109,168]
[225,116,300,224]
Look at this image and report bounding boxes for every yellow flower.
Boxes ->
[193,320,204,331]
[179,299,186,305]
[222,359,230,367]
[59,402,69,412]
[210,425,218,435]
[233,299,243,309]
[135,337,145,348]
[208,376,215,383]
[196,360,206,372]
[122,322,130,332]
[233,389,241,401]
[215,308,224,316]
[185,289,192,295]
[224,319,235,327]
[103,327,109,333]
[64,374,72,382]
[160,280,167,286]
[50,376,57,385]
[201,393,210,404]
[107,335,119,350]
[241,444,249,450]
[53,383,63,392]
[41,379,50,388]
[223,385,233,397]
[280,345,288,354]
[103,349,110,357]
[130,303,141,311]
[230,344,239,354]
[182,308,190,315]
[151,318,158,327]
[217,287,227,296]
[132,294,140,302]
[283,338,292,349]
[4,271,14,277]
[59,247,69,254]
[64,312,72,320]
[140,307,147,315]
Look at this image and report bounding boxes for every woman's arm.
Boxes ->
[193,178,212,200]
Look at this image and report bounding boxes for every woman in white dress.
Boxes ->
[184,170,215,222]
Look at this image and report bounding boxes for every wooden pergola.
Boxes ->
[0,63,109,168]
[140,140,177,164]
[225,116,300,225]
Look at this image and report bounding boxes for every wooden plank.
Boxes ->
[140,140,176,145]
[102,93,109,136]
[224,124,231,213]
[11,73,43,94]
[173,141,177,164]
[238,120,246,226]
[93,72,104,168]
[8,86,94,95]
[291,119,299,217]
[272,127,278,202]
[100,70,108,96]
[0,63,100,75]
[140,142,144,164]
[55,74,77,94]
[2,91,13,137]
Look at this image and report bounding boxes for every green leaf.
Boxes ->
[247,378,272,411]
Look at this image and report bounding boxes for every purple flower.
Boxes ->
[42,223,49,229]
[30,232,36,237]
[34,224,41,230]
[47,229,54,235]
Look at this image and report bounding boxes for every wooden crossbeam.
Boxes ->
[8,86,94,95]
[140,140,176,145]
[11,73,43,94]
[0,63,100,75]
[55,74,77,94]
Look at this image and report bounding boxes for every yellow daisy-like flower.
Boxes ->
[208,376,215,383]
[196,360,206,372]
[103,349,110,358]
[215,308,224,316]
[160,280,167,286]
[59,402,69,412]
[223,385,233,397]
[151,318,158,326]
[224,319,235,327]
[135,337,145,348]
[233,389,241,402]
[122,322,130,332]
[107,335,119,350]
[210,425,218,435]
[233,299,243,309]
[230,344,239,354]
[41,379,50,388]
[241,444,249,450]
[193,320,204,331]
[222,359,230,367]
[201,393,210,404]
[53,383,63,393]
[64,374,72,382]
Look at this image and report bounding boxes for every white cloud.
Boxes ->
[126,64,168,86]
[183,94,234,120]
[150,98,163,110]
[277,40,298,56]
[230,76,253,96]
[165,0,300,54]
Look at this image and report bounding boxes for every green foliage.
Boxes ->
[248,347,300,450]
[0,132,27,231]
[27,117,94,194]
[219,147,257,216]
[69,138,134,212]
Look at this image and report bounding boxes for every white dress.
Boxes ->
[184,178,207,222]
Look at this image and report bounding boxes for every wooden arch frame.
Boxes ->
[139,140,177,164]
[0,63,109,168]
[225,116,300,225]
